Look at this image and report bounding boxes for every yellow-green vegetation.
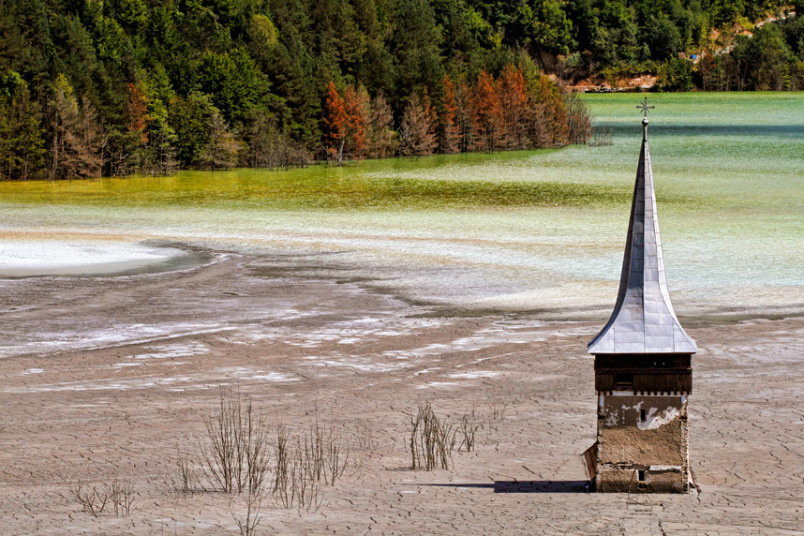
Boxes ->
[0,165,631,210]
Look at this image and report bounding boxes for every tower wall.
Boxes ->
[594,354,691,493]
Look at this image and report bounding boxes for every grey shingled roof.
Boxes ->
[588,118,697,355]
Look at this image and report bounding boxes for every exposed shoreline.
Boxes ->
[1,243,800,360]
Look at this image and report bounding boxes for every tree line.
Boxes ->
[323,65,589,165]
[0,0,797,180]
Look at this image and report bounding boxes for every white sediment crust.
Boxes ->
[0,240,186,276]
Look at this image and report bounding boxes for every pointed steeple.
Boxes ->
[588,115,696,355]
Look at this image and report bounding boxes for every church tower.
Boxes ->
[586,101,696,493]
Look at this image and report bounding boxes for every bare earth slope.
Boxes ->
[0,252,802,535]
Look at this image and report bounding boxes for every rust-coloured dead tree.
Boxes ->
[399,90,437,156]
[530,74,569,147]
[366,92,397,158]
[127,82,149,144]
[343,84,369,160]
[323,81,348,165]
[498,65,529,150]
[471,70,504,152]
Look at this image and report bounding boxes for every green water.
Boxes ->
[0,92,801,315]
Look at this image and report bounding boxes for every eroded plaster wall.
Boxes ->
[596,394,689,493]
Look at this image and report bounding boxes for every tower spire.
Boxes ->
[588,105,696,354]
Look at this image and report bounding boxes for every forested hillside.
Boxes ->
[0,0,799,180]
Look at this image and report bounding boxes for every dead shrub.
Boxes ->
[233,492,262,536]
[72,478,135,517]
[272,423,346,510]
[109,478,136,516]
[454,412,481,453]
[305,421,348,485]
[565,92,592,144]
[71,483,108,517]
[176,390,349,512]
[174,446,197,494]
[354,420,378,459]
[587,127,613,147]
[272,426,290,506]
[488,401,509,422]
[288,439,322,511]
[197,387,271,494]
[409,402,453,470]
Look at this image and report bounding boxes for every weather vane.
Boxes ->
[637,96,655,118]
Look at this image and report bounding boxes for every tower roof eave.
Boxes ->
[587,322,697,354]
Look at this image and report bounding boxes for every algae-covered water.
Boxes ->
[0,92,801,316]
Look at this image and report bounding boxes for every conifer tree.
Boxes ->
[199,110,242,170]
[144,97,178,175]
[530,74,568,147]
[127,82,149,145]
[171,92,216,168]
[471,70,503,152]
[49,74,105,179]
[0,77,45,180]
[498,65,529,150]
[243,110,310,169]
[366,92,397,158]
[343,84,369,159]
[439,74,460,154]
[454,81,475,153]
[323,81,348,164]
[399,90,437,156]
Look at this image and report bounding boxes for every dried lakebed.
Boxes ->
[0,251,802,535]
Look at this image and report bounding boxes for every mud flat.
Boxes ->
[0,250,801,535]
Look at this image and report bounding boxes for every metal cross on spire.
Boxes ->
[637,96,655,118]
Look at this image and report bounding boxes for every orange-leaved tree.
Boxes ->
[323,81,348,164]
[498,64,529,150]
[343,84,369,159]
[471,70,503,152]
